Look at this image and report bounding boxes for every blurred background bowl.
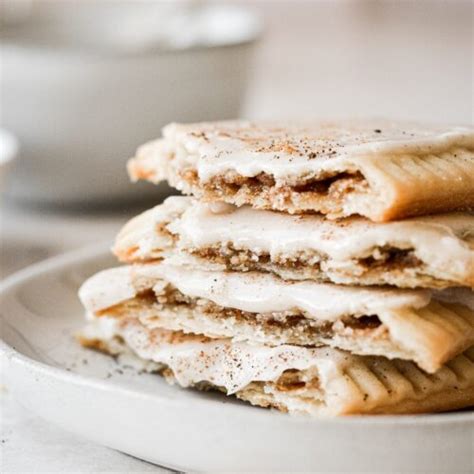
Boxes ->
[0,1,261,206]
[0,128,18,188]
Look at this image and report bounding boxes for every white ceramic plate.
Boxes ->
[1,246,473,472]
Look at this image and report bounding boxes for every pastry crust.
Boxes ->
[78,264,474,373]
[113,196,474,289]
[127,120,474,222]
[77,317,474,416]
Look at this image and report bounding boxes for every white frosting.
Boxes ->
[80,263,474,321]
[160,120,474,182]
[113,196,190,260]
[133,264,431,320]
[85,316,328,394]
[114,197,474,284]
[81,312,120,340]
[167,200,474,280]
[78,267,136,313]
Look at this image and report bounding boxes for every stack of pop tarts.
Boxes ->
[79,120,474,416]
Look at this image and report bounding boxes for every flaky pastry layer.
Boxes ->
[127,120,474,222]
[78,316,474,416]
[113,196,474,289]
[79,265,474,372]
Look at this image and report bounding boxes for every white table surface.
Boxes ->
[1,387,168,473]
[1,2,472,472]
[0,204,171,473]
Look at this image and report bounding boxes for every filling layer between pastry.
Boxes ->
[79,264,474,373]
[113,197,474,289]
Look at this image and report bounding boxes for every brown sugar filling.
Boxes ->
[274,369,319,392]
[99,285,386,345]
[180,168,370,213]
[120,235,423,284]
[238,368,322,401]
[208,171,365,196]
[189,244,421,275]
[358,248,422,269]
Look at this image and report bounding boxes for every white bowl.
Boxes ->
[0,4,260,205]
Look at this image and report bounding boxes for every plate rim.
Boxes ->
[1,243,473,427]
